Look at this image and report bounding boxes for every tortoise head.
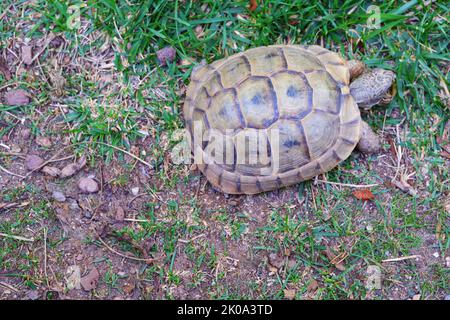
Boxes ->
[349,68,396,109]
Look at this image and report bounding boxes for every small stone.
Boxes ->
[52,191,66,202]
[445,256,450,268]
[42,166,61,177]
[83,211,92,219]
[366,224,373,232]
[25,154,44,171]
[60,163,80,178]
[445,295,450,301]
[433,252,439,258]
[78,178,99,194]
[36,136,52,148]
[156,46,176,66]
[4,89,30,106]
[412,294,421,300]
[131,187,140,196]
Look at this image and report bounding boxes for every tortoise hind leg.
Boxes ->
[357,121,381,154]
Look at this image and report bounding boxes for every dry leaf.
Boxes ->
[0,56,11,80]
[352,189,375,201]
[115,206,125,222]
[441,150,450,159]
[80,267,99,291]
[283,289,296,300]
[21,45,33,65]
[36,136,52,148]
[307,279,319,293]
[4,89,30,106]
[249,0,258,11]
[392,179,418,196]
[156,46,176,66]
[66,265,81,290]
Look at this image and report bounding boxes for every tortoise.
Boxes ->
[183,45,395,194]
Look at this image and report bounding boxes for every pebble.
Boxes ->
[25,154,44,171]
[52,191,66,202]
[42,166,61,177]
[131,187,140,196]
[445,295,450,301]
[433,252,439,258]
[78,178,99,193]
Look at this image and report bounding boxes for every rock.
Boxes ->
[60,163,80,178]
[36,136,52,148]
[445,295,450,301]
[4,89,30,106]
[412,294,421,300]
[25,154,44,171]
[42,166,61,177]
[131,187,140,196]
[52,191,66,202]
[78,178,99,194]
[156,46,176,66]
[80,267,99,291]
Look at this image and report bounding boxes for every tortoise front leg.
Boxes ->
[357,121,381,154]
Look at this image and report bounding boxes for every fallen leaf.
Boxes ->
[307,279,319,293]
[156,46,176,66]
[115,205,125,222]
[249,0,258,11]
[283,289,296,300]
[4,89,30,106]
[441,150,450,160]
[66,265,81,290]
[21,45,33,65]
[352,189,375,201]
[36,136,52,148]
[80,267,99,291]
[0,56,11,80]
[392,179,418,196]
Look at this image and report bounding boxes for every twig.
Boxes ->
[96,235,156,263]
[178,234,206,244]
[123,218,151,223]
[0,281,19,293]
[315,179,380,188]
[0,232,34,242]
[43,228,49,287]
[0,163,25,179]
[382,255,421,263]
[94,142,152,168]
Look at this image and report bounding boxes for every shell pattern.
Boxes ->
[184,45,361,194]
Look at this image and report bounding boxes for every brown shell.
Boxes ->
[184,45,361,194]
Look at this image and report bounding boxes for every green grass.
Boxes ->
[0,0,449,300]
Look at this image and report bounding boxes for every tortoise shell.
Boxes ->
[184,45,361,194]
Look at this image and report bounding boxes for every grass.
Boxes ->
[0,0,449,300]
